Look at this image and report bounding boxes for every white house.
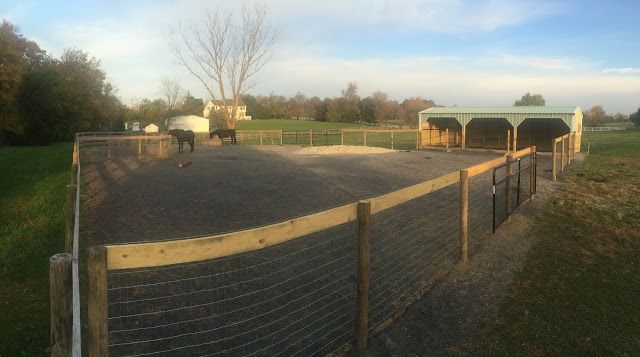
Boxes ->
[144,123,159,133]
[167,115,210,132]
[203,99,251,120]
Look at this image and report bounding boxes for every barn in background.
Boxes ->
[418,106,583,152]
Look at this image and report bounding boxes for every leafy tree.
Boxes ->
[0,20,48,143]
[401,97,437,127]
[340,82,360,122]
[514,92,545,106]
[17,49,122,144]
[630,108,640,127]
[584,105,606,126]
[179,92,205,116]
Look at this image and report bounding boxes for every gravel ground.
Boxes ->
[81,145,502,245]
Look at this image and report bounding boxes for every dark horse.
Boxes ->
[209,129,237,144]
[168,129,195,153]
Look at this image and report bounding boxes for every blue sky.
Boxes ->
[2,0,639,113]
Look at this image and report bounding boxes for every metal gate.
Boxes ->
[492,153,537,232]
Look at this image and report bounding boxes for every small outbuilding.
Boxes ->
[144,123,159,133]
[167,115,210,133]
[418,106,583,151]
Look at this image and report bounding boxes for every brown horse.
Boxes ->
[209,129,237,144]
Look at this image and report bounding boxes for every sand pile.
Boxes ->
[296,145,396,155]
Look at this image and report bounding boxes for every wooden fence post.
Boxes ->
[341,130,344,145]
[159,136,164,157]
[507,129,511,152]
[459,170,469,263]
[65,184,77,254]
[390,131,394,150]
[280,130,283,146]
[309,130,313,146]
[88,246,108,357]
[259,130,263,146]
[552,140,557,181]
[356,200,371,354]
[506,154,514,216]
[107,143,112,159]
[364,131,367,147]
[50,253,72,357]
[530,146,536,198]
[137,139,142,157]
[416,130,420,150]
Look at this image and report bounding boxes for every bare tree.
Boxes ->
[170,3,276,129]
[159,77,183,130]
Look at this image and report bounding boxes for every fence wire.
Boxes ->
[368,184,460,332]
[106,222,357,356]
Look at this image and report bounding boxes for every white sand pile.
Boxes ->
[296,145,396,155]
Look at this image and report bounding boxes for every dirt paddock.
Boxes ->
[81,145,513,245]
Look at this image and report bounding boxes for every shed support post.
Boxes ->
[513,126,518,152]
[461,124,466,149]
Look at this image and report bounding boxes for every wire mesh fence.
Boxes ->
[105,222,358,356]
[368,184,460,332]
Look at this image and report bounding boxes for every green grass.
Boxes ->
[0,143,72,356]
[485,131,640,355]
[235,119,371,131]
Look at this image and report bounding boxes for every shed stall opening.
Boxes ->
[419,106,583,152]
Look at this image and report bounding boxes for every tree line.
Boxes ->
[243,82,438,127]
[0,20,126,145]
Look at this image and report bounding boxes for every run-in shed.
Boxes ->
[418,106,583,152]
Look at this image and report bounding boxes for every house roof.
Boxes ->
[208,99,246,106]
[420,106,579,115]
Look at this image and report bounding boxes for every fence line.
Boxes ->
[582,126,627,132]
[83,139,536,355]
[551,131,579,181]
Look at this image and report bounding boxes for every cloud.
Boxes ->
[601,67,640,75]
[252,52,640,113]
[270,0,565,34]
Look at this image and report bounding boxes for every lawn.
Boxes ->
[485,131,640,355]
[235,118,371,131]
[0,143,72,356]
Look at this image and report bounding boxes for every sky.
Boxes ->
[2,0,640,113]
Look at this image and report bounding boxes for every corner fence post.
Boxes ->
[50,253,72,357]
[459,169,469,262]
[88,246,108,357]
[356,200,371,354]
[65,184,77,253]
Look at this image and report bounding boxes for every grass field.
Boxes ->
[0,143,71,356]
[485,131,640,355]
[235,118,371,131]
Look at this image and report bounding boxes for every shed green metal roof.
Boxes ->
[419,106,582,130]
[420,106,579,115]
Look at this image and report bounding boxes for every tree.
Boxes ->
[170,3,277,129]
[401,97,437,127]
[584,105,606,126]
[0,20,48,143]
[159,77,183,130]
[339,82,360,122]
[179,92,205,116]
[514,92,545,106]
[630,108,640,127]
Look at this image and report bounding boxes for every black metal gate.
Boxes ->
[492,153,537,232]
